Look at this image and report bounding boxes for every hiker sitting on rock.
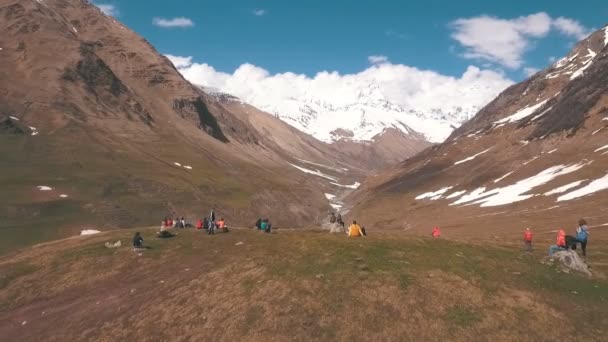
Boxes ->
[348,220,365,237]
[133,232,144,249]
[548,229,567,256]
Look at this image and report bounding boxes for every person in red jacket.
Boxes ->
[431,227,441,238]
[196,218,203,230]
[523,228,533,252]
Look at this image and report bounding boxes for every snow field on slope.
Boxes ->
[415,187,453,200]
[494,100,548,125]
[544,180,586,195]
[558,173,608,201]
[417,162,596,207]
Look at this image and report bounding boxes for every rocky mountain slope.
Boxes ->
[0,0,370,249]
[348,25,608,236]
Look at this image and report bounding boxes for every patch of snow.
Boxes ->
[544,180,586,196]
[183,165,192,170]
[9,116,19,121]
[451,187,495,205]
[603,117,608,121]
[330,181,361,189]
[454,148,492,165]
[522,156,539,166]
[570,49,597,80]
[324,193,336,200]
[547,149,558,154]
[415,186,453,200]
[445,190,467,199]
[296,158,344,173]
[530,107,552,121]
[494,100,548,125]
[558,173,608,201]
[594,145,608,152]
[452,162,589,207]
[494,171,515,183]
[72,26,78,33]
[330,203,343,210]
[173,162,182,166]
[29,126,38,136]
[59,194,68,198]
[37,186,52,191]
[80,229,101,235]
[604,26,608,46]
[288,163,338,181]
[592,127,603,135]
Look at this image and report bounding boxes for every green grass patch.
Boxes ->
[444,304,483,327]
[0,263,38,289]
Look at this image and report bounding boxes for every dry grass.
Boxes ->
[0,228,607,341]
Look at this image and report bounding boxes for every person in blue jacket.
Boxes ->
[575,218,589,257]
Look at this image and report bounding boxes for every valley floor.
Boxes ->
[1,228,607,341]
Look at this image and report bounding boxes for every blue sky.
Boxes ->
[94,0,607,80]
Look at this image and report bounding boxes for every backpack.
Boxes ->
[576,226,588,241]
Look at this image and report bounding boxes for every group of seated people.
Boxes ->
[161,217,190,229]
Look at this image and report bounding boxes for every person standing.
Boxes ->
[575,219,589,257]
[523,228,533,252]
[337,213,344,229]
[208,208,216,235]
[431,227,441,238]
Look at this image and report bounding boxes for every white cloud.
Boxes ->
[450,13,591,69]
[523,67,540,77]
[368,55,389,65]
[253,9,266,16]
[94,3,118,17]
[552,17,591,40]
[153,17,195,28]
[165,55,193,68]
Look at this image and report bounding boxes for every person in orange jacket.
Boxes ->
[548,229,567,256]
[348,221,365,237]
[195,218,203,230]
[523,228,533,252]
[431,227,441,238]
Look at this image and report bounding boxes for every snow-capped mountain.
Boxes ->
[229,79,506,144]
